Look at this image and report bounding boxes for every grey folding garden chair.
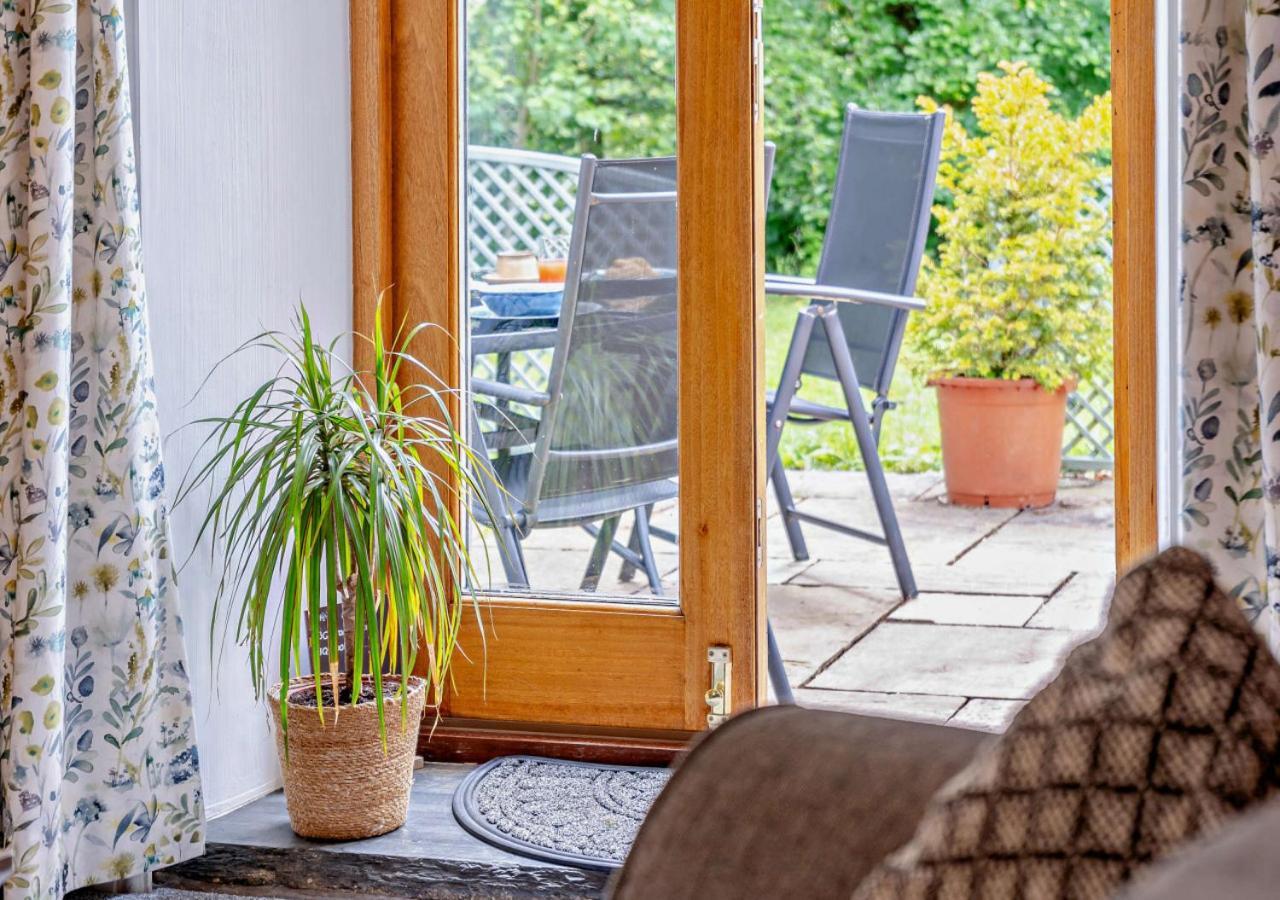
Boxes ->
[765,107,944,702]
[607,142,777,586]
[470,154,680,595]
[470,146,777,596]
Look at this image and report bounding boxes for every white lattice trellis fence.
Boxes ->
[1062,379,1115,471]
[466,146,580,396]
[468,145,579,274]
[465,145,1115,470]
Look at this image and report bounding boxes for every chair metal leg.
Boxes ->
[872,395,894,448]
[766,308,820,560]
[632,505,664,594]
[767,619,795,704]
[619,504,651,583]
[583,505,663,593]
[766,308,819,473]
[581,515,622,592]
[468,406,530,589]
[495,522,530,589]
[818,307,918,599]
[770,458,809,561]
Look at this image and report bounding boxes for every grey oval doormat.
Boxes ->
[452,755,672,871]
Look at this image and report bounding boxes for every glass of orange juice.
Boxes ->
[539,235,570,282]
[538,258,567,282]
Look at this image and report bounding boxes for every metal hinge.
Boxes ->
[705,645,732,728]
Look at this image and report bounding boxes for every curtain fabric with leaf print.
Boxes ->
[1181,2,1280,654]
[0,2,204,897]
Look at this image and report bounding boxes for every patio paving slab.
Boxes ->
[767,556,816,585]
[809,622,1079,699]
[782,470,942,502]
[949,698,1027,733]
[950,481,1116,574]
[764,514,895,563]
[785,492,1018,533]
[889,592,1045,627]
[768,495,1017,565]
[957,512,1115,555]
[765,522,993,572]
[1025,572,1114,633]
[958,540,1114,585]
[793,688,964,724]
[790,559,1073,597]
[768,583,901,683]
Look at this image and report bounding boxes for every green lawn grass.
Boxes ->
[765,296,942,473]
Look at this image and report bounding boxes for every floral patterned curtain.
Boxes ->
[0,2,204,896]
[1181,1,1280,654]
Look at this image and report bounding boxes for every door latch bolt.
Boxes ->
[705,645,732,727]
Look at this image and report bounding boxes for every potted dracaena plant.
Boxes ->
[910,63,1112,508]
[180,300,490,839]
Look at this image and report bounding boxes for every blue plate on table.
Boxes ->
[472,282,564,318]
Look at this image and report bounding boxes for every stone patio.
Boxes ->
[476,469,1115,735]
[770,470,1115,732]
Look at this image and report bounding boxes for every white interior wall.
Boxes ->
[132,1,352,817]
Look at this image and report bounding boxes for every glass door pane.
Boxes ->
[464,0,680,604]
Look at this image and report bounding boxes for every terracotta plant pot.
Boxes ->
[932,376,1073,509]
[268,675,426,840]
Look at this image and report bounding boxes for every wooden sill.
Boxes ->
[419,717,696,765]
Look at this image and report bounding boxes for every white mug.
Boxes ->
[493,250,539,282]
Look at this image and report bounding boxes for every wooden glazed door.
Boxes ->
[351,0,767,758]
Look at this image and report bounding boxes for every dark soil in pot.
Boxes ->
[289,680,400,708]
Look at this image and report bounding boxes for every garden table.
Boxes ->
[468,303,561,465]
[469,303,560,404]
[469,308,559,358]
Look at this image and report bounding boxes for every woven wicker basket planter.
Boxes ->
[268,675,426,840]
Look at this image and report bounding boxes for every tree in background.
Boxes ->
[466,0,1110,271]
[467,0,677,158]
[762,0,1110,270]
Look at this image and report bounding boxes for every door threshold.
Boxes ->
[421,717,695,765]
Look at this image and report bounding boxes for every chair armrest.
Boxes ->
[470,378,551,407]
[765,277,925,312]
[611,707,987,900]
[765,272,814,286]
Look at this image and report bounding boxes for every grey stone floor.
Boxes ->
[161,764,604,898]
[77,891,284,900]
[476,469,1115,735]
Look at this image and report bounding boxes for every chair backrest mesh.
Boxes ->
[527,147,777,512]
[531,157,680,508]
[801,108,944,396]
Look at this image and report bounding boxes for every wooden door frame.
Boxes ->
[351,0,1161,758]
[351,0,765,762]
[1113,0,1160,572]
